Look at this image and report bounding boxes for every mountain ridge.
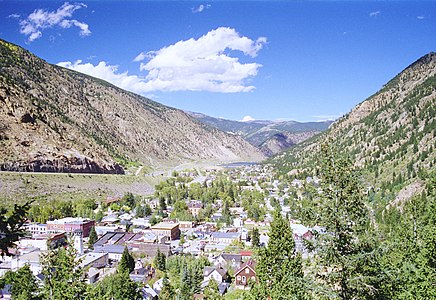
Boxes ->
[0,39,265,174]
[270,52,435,201]
[187,111,332,156]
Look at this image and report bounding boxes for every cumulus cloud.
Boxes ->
[417,15,425,20]
[369,11,380,18]
[135,27,267,93]
[241,115,255,122]
[192,4,211,14]
[59,28,266,94]
[17,2,90,42]
[57,60,150,95]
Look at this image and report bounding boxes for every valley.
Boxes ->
[0,18,435,300]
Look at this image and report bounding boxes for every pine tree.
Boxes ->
[203,279,221,300]
[246,209,305,299]
[2,264,40,300]
[251,228,260,248]
[41,245,87,300]
[118,246,135,274]
[315,143,383,299]
[0,201,31,257]
[154,248,166,271]
[159,275,175,300]
[86,271,141,300]
[87,226,97,250]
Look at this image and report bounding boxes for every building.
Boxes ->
[179,221,195,230]
[25,223,47,236]
[234,259,257,289]
[214,253,242,270]
[151,222,180,241]
[187,201,203,217]
[203,265,228,283]
[210,232,241,244]
[46,217,95,237]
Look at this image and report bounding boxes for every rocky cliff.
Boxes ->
[0,39,265,174]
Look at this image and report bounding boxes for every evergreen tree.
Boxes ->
[154,248,166,272]
[203,279,221,300]
[118,246,135,274]
[178,265,192,300]
[251,228,260,248]
[87,226,97,250]
[2,264,40,300]
[315,143,384,299]
[86,271,141,300]
[0,201,31,257]
[246,209,306,299]
[41,245,87,300]
[159,275,175,300]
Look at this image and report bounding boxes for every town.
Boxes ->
[0,164,322,299]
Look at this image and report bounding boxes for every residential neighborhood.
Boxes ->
[0,164,321,299]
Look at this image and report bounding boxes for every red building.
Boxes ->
[47,217,95,237]
[234,259,257,289]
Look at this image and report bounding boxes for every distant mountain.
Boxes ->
[187,112,332,156]
[0,39,265,174]
[270,52,435,200]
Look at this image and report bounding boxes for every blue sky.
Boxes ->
[1,1,435,122]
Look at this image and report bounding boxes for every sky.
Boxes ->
[0,1,435,122]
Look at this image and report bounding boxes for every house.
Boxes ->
[214,253,242,270]
[129,260,155,283]
[151,222,180,241]
[234,259,257,289]
[187,201,203,217]
[203,265,228,283]
[93,244,126,261]
[210,232,241,244]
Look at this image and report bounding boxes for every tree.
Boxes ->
[246,209,306,299]
[154,248,166,272]
[118,246,135,274]
[315,143,383,299]
[87,271,141,300]
[2,264,40,300]
[87,226,97,250]
[0,201,31,257]
[251,228,260,248]
[159,275,175,300]
[41,244,87,300]
[203,279,221,300]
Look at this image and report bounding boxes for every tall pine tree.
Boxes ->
[315,143,383,299]
[246,209,306,299]
[118,246,135,274]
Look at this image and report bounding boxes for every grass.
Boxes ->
[0,171,160,208]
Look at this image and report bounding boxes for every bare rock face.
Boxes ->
[0,39,265,174]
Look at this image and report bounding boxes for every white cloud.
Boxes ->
[369,11,380,18]
[57,60,151,95]
[8,14,20,19]
[241,115,255,122]
[417,16,425,20]
[17,2,90,42]
[133,52,148,62]
[192,4,211,14]
[312,114,341,122]
[59,27,266,94]
[136,27,267,93]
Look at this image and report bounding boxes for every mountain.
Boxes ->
[187,112,332,155]
[0,39,265,174]
[271,52,435,200]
